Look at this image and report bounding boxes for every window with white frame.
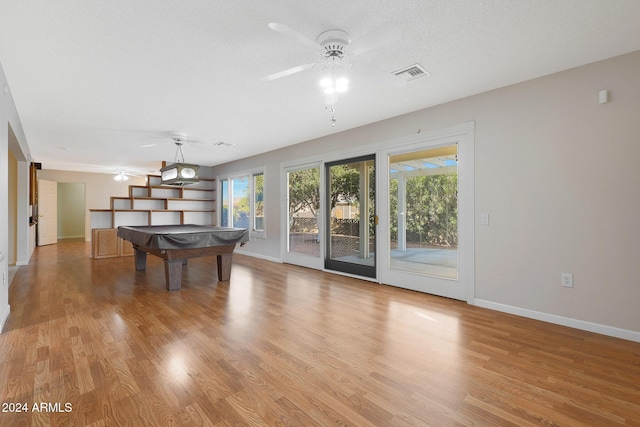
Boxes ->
[219,169,265,237]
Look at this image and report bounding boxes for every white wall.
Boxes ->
[212,51,640,339]
[0,67,8,332]
[37,169,147,241]
[1,60,31,332]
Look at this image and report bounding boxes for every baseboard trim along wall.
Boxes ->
[474,299,640,343]
[216,246,640,343]
[235,249,281,264]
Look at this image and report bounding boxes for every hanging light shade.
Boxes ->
[319,61,349,96]
[160,163,199,186]
[319,58,348,127]
[160,136,200,186]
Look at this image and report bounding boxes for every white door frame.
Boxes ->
[377,125,474,302]
[279,122,475,302]
[280,162,325,270]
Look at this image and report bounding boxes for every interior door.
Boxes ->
[37,179,58,246]
[324,155,376,278]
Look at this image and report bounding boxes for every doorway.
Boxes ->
[378,131,473,301]
[57,182,86,240]
[37,179,58,246]
[389,145,458,279]
[282,163,323,270]
[324,155,376,278]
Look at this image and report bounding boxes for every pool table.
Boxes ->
[117,224,249,291]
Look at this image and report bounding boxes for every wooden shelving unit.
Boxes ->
[89,174,216,258]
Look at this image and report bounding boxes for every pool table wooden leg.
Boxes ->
[217,254,232,281]
[134,248,147,271]
[164,259,183,291]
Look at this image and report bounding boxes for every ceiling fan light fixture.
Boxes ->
[319,71,348,95]
[319,77,333,88]
[335,77,349,93]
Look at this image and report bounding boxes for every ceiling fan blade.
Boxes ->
[261,62,317,81]
[268,23,322,51]
[139,132,203,148]
[351,61,407,88]
[113,168,149,180]
[349,23,401,56]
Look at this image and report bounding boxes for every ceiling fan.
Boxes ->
[140,131,234,152]
[261,22,405,125]
[110,169,150,182]
[140,132,203,149]
[262,22,404,84]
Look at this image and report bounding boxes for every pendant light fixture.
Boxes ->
[160,133,200,186]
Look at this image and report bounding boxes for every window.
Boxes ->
[219,169,265,237]
[221,179,229,227]
[254,173,264,232]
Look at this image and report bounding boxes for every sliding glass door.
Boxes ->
[379,140,470,300]
[389,145,458,279]
[282,164,323,270]
[280,122,473,299]
[324,155,376,278]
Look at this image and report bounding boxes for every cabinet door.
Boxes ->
[120,239,135,257]
[92,228,119,259]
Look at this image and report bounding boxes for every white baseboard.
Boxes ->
[235,249,282,264]
[473,299,640,343]
[0,304,10,333]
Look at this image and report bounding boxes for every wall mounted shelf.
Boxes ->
[89,174,216,258]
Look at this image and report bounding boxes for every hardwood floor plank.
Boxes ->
[177,401,214,426]
[2,239,640,426]
[225,389,284,426]
[274,396,321,426]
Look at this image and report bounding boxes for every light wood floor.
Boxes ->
[1,240,639,426]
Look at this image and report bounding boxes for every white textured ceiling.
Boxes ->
[1,0,639,175]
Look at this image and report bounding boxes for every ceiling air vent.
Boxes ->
[393,64,430,82]
[214,141,235,147]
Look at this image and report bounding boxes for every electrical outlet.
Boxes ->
[561,273,573,288]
